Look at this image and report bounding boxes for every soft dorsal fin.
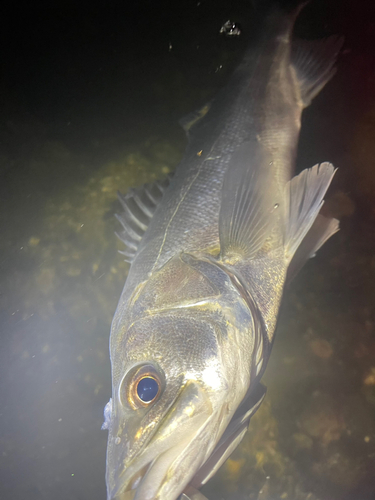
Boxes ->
[179,102,212,136]
[292,35,344,107]
[115,174,173,263]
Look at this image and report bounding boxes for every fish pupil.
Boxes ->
[137,377,158,402]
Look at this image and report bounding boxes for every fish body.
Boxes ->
[104,5,342,500]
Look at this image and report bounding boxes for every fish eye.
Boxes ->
[136,376,159,403]
[121,364,163,409]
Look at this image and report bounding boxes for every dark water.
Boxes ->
[0,1,374,499]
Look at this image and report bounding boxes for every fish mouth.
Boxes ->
[109,447,184,500]
[122,462,152,496]
[108,381,267,500]
[107,381,218,500]
[109,462,150,500]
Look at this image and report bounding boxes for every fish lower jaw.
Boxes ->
[129,462,152,492]
[109,461,152,500]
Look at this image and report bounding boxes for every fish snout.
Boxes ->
[107,381,219,500]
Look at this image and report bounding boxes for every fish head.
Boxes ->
[105,253,258,500]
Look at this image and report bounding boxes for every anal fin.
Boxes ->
[292,35,344,107]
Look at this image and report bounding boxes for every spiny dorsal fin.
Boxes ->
[292,35,344,107]
[115,174,173,263]
[284,162,337,264]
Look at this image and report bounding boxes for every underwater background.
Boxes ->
[0,1,374,499]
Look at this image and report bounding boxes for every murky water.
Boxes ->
[0,1,374,500]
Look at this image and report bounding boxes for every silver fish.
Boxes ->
[103,5,342,500]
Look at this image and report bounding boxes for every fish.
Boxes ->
[102,4,343,500]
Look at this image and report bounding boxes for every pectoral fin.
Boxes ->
[284,162,337,265]
[219,141,279,261]
[190,384,266,489]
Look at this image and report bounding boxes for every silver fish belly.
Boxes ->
[103,6,342,500]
